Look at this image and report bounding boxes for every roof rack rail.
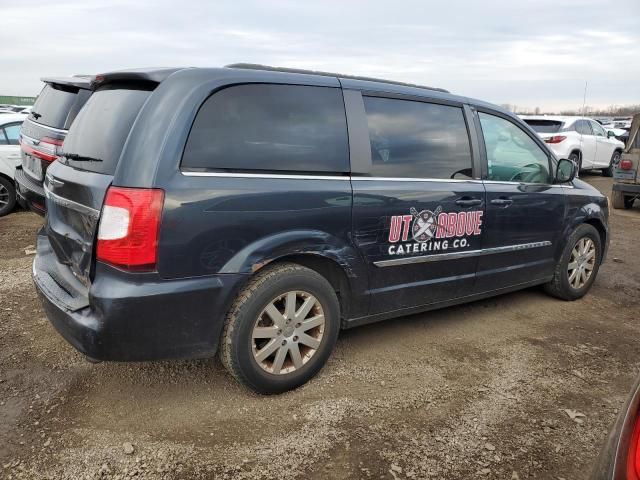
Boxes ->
[225,63,449,93]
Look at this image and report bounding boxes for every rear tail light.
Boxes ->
[620,159,634,170]
[20,136,63,163]
[627,411,640,479]
[544,136,567,144]
[97,187,165,271]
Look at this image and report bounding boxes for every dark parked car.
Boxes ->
[34,65,609,394]
[592,377,640,479]
[15,75,92,214]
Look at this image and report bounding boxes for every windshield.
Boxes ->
[523,119,565,134]
[60,87,151,175]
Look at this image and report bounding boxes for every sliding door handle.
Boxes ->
[455,198,482,207]
[491,198,513,207]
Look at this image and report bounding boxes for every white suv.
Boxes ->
[520,116,625,176]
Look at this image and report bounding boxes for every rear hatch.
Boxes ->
[43,85,153,289]
[21,81,91,182]
[522,119,567,146]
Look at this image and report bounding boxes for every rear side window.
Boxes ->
[574,120,593,135]
[29,83,90,129]
[363,96,473,179]
[182,84,349,173]
[61,87,151,175]
[523,119,564,134]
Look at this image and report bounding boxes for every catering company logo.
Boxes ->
[387,206,483,256]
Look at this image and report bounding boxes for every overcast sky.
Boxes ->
[1,0,638,111]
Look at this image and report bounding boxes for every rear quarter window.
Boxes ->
[181,84,349,174]
[29,84,90,130]
[60,87,151,175]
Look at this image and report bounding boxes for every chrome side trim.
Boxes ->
[373,241,552,267]
[43,185,100,219]
[24,117,68,134]
[352,176,482,183]
[482,180,566,189]
[181,171,351,180]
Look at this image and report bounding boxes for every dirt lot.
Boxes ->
[1,175,639,480]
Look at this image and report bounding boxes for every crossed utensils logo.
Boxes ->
[410,206,443,242]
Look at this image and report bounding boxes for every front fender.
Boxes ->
[559,197,609,262]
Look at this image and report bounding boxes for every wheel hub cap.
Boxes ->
[251,290,325,375]
[567,237,596,290]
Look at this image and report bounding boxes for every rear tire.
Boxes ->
[602,151,620,177]
[0,176,16,217]
[544,224,602,301]
[219,262,340,394]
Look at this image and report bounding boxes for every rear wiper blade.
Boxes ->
[62,152,104,162]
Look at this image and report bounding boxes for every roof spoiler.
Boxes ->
[91,68,184,89]
[40,75,93,89]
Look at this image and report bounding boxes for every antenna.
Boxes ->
[582,81,588,116]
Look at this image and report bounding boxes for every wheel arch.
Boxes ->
[0,172,14,183]
[262,253,354,321]
[584,217,607,258]
[219,229,370,321]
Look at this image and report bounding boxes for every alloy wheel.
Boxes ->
[567,237,596,289]
[0,183,8,207]
[251,291,325,375]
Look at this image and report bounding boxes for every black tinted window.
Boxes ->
[30,84,89,129]
[61,87,151,175]
[523,119,564,134]
[574,120,593,135]
[363,97,472,179]
[182,84,348,173]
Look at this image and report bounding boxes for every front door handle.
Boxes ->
[491,198,513,207]
[455,198,482,207]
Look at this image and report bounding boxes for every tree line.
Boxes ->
[500,104,640,117]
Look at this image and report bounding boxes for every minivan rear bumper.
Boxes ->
[33,235,247,361]
[15,167,46,215]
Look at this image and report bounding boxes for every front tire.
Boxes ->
[0,176,16,217]
[569,152,581,177]
[219,262,340,394]
[544,224,602,301]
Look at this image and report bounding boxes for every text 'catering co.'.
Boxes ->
[387,206,483,256]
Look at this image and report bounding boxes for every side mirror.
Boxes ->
[556,158,577,183]
[607,130,616,138]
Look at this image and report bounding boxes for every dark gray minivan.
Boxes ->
[34,65,609,393]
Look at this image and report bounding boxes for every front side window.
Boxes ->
[0,128,7,145]
[590,121,607,137]
[479,113,551,184]
[363,97,473,179]
[4,123,21,145]
[182,84,349,174]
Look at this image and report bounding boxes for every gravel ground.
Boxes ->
[1,174,639,480]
